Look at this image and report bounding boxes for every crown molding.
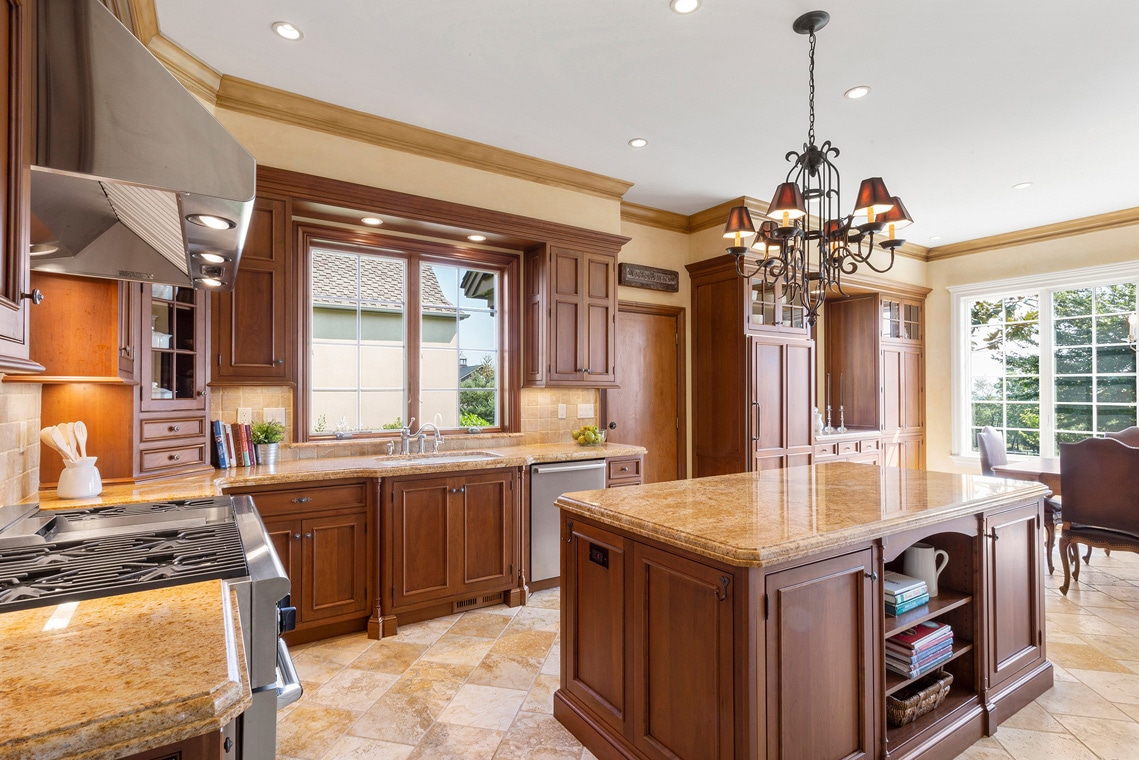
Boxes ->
[688,197,770,233]
[927,206,1139,261]
[146,35,222,105]
[619,202,690,233]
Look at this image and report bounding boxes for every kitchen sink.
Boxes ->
[372,451,505,467]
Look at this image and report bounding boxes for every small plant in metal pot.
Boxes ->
[251,420,285,465]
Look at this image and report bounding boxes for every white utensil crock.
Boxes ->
[57,457,102,499]
[902,542,949,597]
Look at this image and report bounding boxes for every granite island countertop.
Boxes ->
[28,441,646,510]
[0,580,249,760]
[556,461,1048,567]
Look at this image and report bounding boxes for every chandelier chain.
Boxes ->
[807,30,816,147]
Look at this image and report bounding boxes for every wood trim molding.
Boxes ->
[216,76,633,201]
[927,206,1139,261]
[146,36,222,105]
[620,202,690,233]
[688,196,770,233]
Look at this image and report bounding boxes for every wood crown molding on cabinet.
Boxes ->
[619,202,691,233]
[926,205,1139,261]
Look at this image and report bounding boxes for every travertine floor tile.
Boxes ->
[467,652,543,691]
[349,692,440,745]
[1046,642,1131,674]
[1053,715,1139,760]
[448,612,514,639]
[992,726,1100,760]
[277,703,359,759]
[437,683,527,730]
[322,735,416,760]
[292,649,354,684]
[308,667,401,711]
[393,616,458,646]
[1001,701,1066,733]
[1034,679,1133,720]
[493,629,557,659]
[1048,612,1128,637]
[493,711,583,759]
[1067,668,1139,706]
[406,722,503,760]
[420,633,496,666]
[541,644,561,676]
[521,673,560,714]
[506,606,561,632]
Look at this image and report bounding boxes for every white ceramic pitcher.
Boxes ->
[902,542,949,597]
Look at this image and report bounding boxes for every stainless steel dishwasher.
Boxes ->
[530,459,607,585]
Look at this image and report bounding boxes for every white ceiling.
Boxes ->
[155,0,1139,248]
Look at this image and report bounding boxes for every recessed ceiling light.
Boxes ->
[844,85,871,99]
[199,252,229,264]
[670,0,701,14]
[186,214,236,230]
[1012,182,1033,190]
[467,234,487,242]
[929,235,943,241]
[198,278,224,288]
[361,217,383,226]
[272,21,304,41]
[628,137,648,148]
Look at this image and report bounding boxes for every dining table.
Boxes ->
[991,456,1061,495]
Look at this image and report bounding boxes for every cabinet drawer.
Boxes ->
[814,443,838,458]
[140,416,206,443]
[607,457,642,483]
[250,483,369,516]
[838,441,858,455]
[859,438,880,452]
[139,442,208,474]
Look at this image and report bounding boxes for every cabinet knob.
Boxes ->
[169,454,180,461]
[864,571,879,581]
[293,533,301,540]
[196,390,205,397]
[168,425,181,432]
[459,486,466,494]
[20,289,44,305]
[305,532,312,539]
[274,359,284,366]
[620,466,629,472]
[292,496,312,503]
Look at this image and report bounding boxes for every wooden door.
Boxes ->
[263,515,301,583]
[601,303,686,483]
[549,247,584,382]
[390,475,454,609]
[118,281,140,380]
[212,195,292,382]
[985,503,1044,691]
[766,548,876,760]
[140,285,208,412]
[632,543,735,760]
[301,510,369,622]
[563,517,629,725]
[752,339,786,462]
[583,253,616,384]
[0,0,32,367]
[457,469,516,594]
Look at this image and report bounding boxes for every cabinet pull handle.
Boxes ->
[714,575,730,602]
[986,531,1000,541]
[20,289,44,305]
[292,496,312,503]
[168,454,180,461]
[168,425,181,432]
[864,571,879,581]
[563,519,574,543]
[293,533,301,540]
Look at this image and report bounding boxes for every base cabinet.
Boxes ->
[228,480,372,644]
[984,502,1045,695]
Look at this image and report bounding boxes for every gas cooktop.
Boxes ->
[0,497,248,613]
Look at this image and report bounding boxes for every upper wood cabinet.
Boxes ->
[210,195,294,384]
[0,0,39,374]
[524,245,618,387]
[747,275,810,336]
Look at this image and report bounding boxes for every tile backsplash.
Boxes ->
[520,387,600,445]
[0,382,40,503]
[209,385,295,439]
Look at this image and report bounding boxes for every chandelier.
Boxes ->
[723,10,913,327]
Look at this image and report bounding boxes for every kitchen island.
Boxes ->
[554,462,1053,760]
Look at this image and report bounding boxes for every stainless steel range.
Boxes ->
[0,495,300,759]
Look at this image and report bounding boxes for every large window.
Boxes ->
[307,237,512,437]
[953,264,1138,457]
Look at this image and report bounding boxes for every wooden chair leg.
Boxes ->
[1044,520,1056,574]
[1059,536,1074,595]
[1084,544,1093,563]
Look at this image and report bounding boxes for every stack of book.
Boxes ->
[212,420,257,468]
[886,620,955,679]
[884,571,929,617]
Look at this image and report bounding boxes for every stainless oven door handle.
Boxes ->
[275,638,303,710]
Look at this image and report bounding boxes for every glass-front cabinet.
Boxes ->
[141,284,207,412]
[882,297,922,342]
[747,276,808,334]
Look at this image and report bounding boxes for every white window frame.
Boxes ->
[949,260,1139,464]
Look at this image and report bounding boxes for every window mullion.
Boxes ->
[406,254,422,429]
[1039,289,1056,457]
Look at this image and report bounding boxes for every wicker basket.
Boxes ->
[886,671,953,727]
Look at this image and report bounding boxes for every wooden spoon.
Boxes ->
[75,420,88,458]
[40,427,73,463]
[51,425,76,462]
[66,422,78,458]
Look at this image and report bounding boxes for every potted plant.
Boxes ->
[251,420,286,465]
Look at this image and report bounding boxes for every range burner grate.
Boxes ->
[54,496,234,522]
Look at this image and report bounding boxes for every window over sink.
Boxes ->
[306,233,515,438]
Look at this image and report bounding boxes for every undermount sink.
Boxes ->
[373,451,505,467]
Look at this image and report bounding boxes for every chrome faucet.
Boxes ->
[398,417,415,455]
[412,422,444,454]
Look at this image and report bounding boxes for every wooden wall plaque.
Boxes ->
[618,263,680,293]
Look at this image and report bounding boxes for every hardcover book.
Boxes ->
[886,638,953,666]
[883,571,927,597]
[885,593,930,616]
[887,621,953,651]
[886,648,954,679]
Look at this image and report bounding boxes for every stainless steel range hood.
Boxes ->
[30,0,255,289]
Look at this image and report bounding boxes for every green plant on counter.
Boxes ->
[382,416,404,430]
[314,413,327,433]
[251,420,286,444]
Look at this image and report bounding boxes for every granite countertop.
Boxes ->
[0,580,249,760]
[556,461,1048,567]
[30,442,646,510]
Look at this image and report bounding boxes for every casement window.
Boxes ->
[950,263,1138,457]
[306,236,513,438]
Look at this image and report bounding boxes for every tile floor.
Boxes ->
[279,550,1139,760]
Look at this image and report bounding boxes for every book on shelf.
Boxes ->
[885,583,929,605]
[886,647,954,679]
[886,638,954,666]
[211,420,228,468]
[886,592,930,616]
[223,425,236,468]
[887,621,953,651]
[883,571,927,597]
[886,631,953,660]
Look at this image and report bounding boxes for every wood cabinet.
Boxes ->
[688,253,814,477]
[0,0,38,375]
[824,290,927,469]
[766,549,876,760]
[228,479,373,644]
[210,194,294,384]
[605,455,642,487]
[814,430,882,465]
[524,245,618,387]
[379,467,522,634]
[121,728,227,760]
[747,275,809,336]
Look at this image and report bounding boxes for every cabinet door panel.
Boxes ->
[986,504,1044,690]
[632,544,734,760]
[752,340,785,454]
[785,341,813,449]
[881,347,903,432]
[0,0,31,358]
[902,348,923,430]
[461,475,513,588]
[302,511,369,621]
[263,517,299,583]
[766,549,875,760]
[564,518,628,722]
[551,299,581,379]
[392,479,453,608]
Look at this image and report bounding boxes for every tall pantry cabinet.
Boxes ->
[687,255,815,477]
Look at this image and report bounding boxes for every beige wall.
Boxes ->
[924,223,1139,473]
[0,383,41,503]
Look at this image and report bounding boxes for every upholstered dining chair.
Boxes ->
[1106,426,1139,446]
[1058,437,1139,595]
[977,425,1067,573]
